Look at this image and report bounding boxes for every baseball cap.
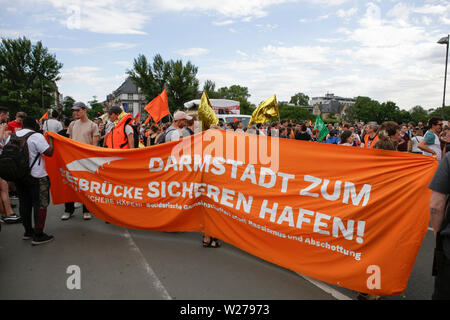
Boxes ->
[173,110,192,121]
[72,102,87,110]
[107,106,123,114]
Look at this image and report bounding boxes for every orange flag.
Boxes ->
[134,112,141,124]
[144,89,169,123]
[143,115,151,125]
[39,111,49,122]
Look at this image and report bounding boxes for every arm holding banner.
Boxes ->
[430,191,447,237]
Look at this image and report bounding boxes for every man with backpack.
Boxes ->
[161,110,192,143]
[1,116,55,245]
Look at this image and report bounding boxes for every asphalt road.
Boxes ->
[0,199,436,300]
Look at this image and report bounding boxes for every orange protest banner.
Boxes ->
[44,130,437,296]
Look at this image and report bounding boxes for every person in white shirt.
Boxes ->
[42,110,63,133]
[411,128,424,154]
[418,117,443,161]
[10,116,55,245]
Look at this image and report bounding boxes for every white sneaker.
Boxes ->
[61,212,73,220]
[83,212,92,220]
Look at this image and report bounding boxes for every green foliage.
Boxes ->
[165,60,199,112]
[409,105,429,124]
[201,80,255,115]
[87,96,104,119]
[0,37,62,118]
[61,96,75,118]
[278,103,314,122]
[289,92,310,106]
[203,80,218,98]
[322,118,340,124]
[429,106,450,120]
[345,96,430,124]
[127,54,199,113]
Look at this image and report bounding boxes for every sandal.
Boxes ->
[202,236,221,248]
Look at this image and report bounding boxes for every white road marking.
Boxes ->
[123,229,172,300]
[296,273,353,300]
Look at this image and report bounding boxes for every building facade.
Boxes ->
[311,93,356,120]
[106,77,147,117]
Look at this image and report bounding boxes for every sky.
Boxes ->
[0,0,449,110]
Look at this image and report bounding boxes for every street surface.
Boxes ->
[0,199,436,300]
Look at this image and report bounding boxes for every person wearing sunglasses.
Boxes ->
[418,117,444,161]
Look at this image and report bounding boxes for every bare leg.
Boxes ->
[0,179,14,216]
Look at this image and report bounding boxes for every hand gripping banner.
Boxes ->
[45,130,438,296]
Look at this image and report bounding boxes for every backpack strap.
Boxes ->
[29,153,41,169]
[22,131,40,169]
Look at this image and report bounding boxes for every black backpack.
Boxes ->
[156,127,176,144]
[0,132,40,183]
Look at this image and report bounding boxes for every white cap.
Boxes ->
[173,110,192,121]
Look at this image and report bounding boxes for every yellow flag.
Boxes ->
[198,91,219,131]
[249,95,279,125]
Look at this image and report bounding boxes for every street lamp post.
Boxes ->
[438,35,449,120]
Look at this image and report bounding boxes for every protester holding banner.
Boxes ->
[62,102,99,221]
[428,151,450,300]
[11,116,54,245]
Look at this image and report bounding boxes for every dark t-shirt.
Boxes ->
[295,132,311,141]
[397,133,410,152]
[429,152,450,195]
[57,128,69,138]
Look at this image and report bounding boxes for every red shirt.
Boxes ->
[7,120,22,133]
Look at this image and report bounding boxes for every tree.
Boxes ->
[289,92,309,106]
[165,59,199,112]
[202,80,219,98]
[127,54,199,113]
[216,85,254,115]
[126,54,160,102]
[87,96,104,119]
[408,106,428,124]
[62,95,75,118]
[0,37,63,118]
[429,105,450,120]
[278,102,314,122]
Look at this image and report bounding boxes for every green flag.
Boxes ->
[313,116,329,142]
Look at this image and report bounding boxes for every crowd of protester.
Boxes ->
[0,103,449,299]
